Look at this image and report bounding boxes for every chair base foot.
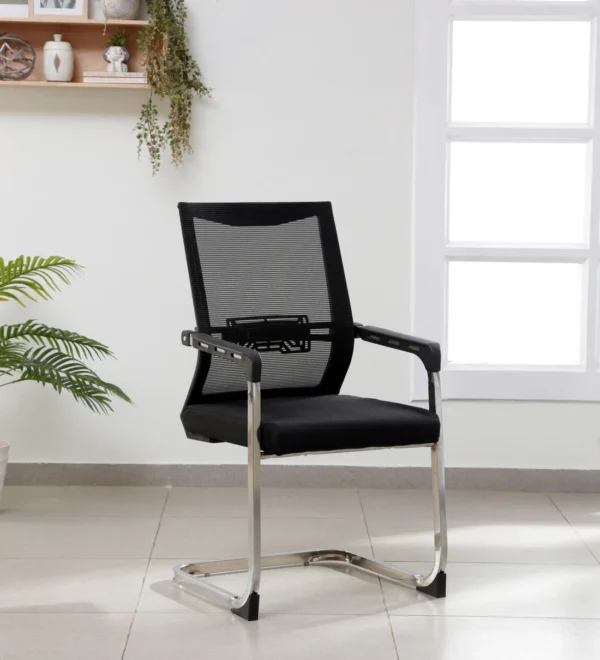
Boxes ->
[416,570,446,598]
[231,591,260,621]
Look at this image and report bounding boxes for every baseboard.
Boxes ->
[4,463,600,492]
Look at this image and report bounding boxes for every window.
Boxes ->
[413,0,600,401]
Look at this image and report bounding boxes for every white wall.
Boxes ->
[2,0,600,469]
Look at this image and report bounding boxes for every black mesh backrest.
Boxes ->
[178,202,355,404]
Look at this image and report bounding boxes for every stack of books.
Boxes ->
[83,71,148,85]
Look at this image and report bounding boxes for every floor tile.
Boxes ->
[382,561,600,618]
[446,490,567,523]
[164,487,363,518]
[124,613,398,660]
[0,613,132,660]
[550,493,600,524]
[390,616,600,660]
[359,489,435,522]
[152,516,372,559]
[360,489,565,523]
[367,517,597,564]
[139,558,386,615]
[0,487,168,518]
[0,559,147,613]
[573,525,600,562]
[0,516,160,559]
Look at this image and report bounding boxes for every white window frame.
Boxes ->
[413,0,600,402]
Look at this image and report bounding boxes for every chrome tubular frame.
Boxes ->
[173,373,448,621]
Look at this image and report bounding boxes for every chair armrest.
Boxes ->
[181,330,262,383]
[354,324,441,373]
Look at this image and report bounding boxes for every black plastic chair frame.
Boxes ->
[173,325,448,621]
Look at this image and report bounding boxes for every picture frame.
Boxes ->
[0,1,29,18]
[33,0,88,17]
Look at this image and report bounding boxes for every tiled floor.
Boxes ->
[1,486,600,659]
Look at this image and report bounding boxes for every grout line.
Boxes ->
[384,613,600,621]
[357,485,428,657]
[386,610,401,660]
[356,488,378,559]
[545,493,572,526]
[356,488,393,615]
[314,487,395,659]
[119,488,171,660]
[570,529,600,568]
[161,515,373,520]
[546,494,600,567]
[3,611,600,621]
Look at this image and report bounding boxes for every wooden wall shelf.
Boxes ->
[0,0,149,89]
[1,18,149,26]
[0,4,149,89]
[0,80,149,89]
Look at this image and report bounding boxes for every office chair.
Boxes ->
[174,202,447,621]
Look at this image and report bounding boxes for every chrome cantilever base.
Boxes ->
[172,374,448,621]
[174,549,447,621]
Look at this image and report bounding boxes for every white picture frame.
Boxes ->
[0,1,29,18]
[34,0,87,17]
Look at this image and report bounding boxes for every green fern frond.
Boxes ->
[0,255,131,414]
[8,347,132,414]
[0,321,114,361]
[0,340,26,378]
[0,256,82,307]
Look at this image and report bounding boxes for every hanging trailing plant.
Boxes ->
[137,0,211,174]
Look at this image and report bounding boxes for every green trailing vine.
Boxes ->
[137,0,211,174]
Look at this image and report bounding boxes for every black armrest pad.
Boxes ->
[355,324,441,373]
[181,330,262,383]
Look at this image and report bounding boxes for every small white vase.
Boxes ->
[103,0,141,20]
[0,441,9,501]
[43,34,74,83]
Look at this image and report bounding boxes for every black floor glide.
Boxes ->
[416,571,447,598]
[231,592,260,621]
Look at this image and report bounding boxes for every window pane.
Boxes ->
[448,262,583,365]
[451,21,591,123]
[449,142,588,245]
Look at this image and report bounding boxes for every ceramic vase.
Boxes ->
[103,0,141,20]
[43,34,74,83]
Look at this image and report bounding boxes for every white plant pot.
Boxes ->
[0,441,9,501]
[43,34,74,83]
[103,0,141,20]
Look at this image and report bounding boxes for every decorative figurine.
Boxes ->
[104,45,129,73]
[104,29,130,73]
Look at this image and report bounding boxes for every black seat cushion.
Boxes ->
[181,394,440,456]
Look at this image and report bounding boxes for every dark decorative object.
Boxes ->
[0,33,36,81]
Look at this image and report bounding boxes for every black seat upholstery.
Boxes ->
[182,394,440,456]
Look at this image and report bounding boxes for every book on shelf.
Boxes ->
[82,71,148,85]
[83,71,147,78]
[83,78,148,84]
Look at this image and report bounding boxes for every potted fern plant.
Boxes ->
[0,256,131,495]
